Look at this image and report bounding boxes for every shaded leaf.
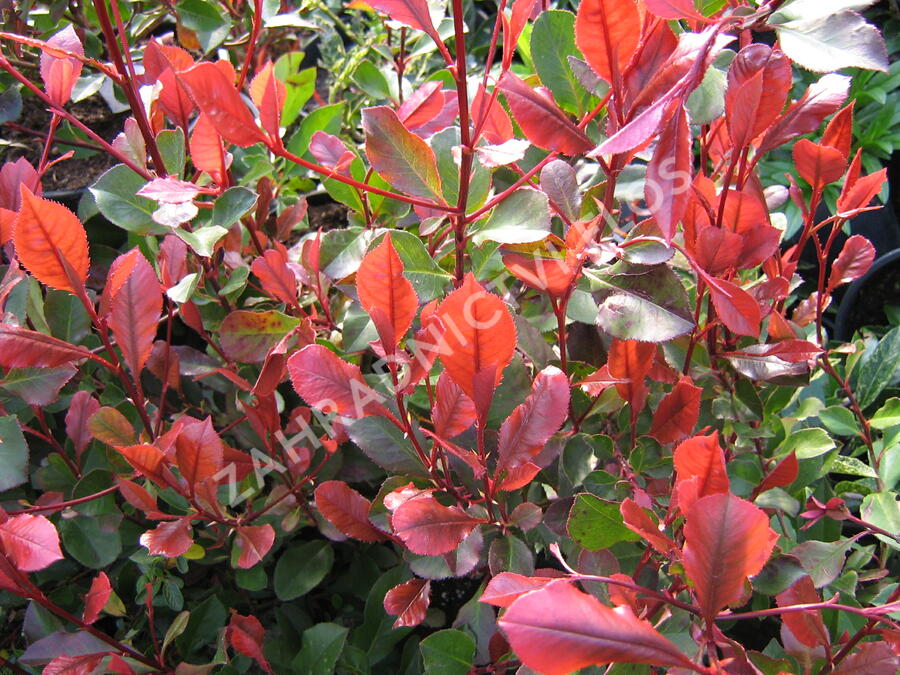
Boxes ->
[649,377,701,444]
[384,578,431,628]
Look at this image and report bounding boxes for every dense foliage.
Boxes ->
[0,0,899,673]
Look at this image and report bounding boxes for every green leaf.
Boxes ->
[374,230,451,303]
[291,623,349,674]
[175,225,228,257]
[90,165,167,235]
[855,326,900,409]
[157,128,186,176]
[817,406,860,437]
[59,513,123,569]
[530,10,588,114]
[419,629,476,675]
[274,541,334,600]
[586,263,694,342]
[471,188,551,246]
[363,106,443,201]
[779,427,835,459]
[0,415,28,492]
[861,492,900,550]
[72,469,117,516]
[686,66,726,126]
[431,127,490,211]
[567,493,640,550]
[287,103,345,164]
[177,0,230,52]
[176,594,227,655]
[167,272,200,303]
[347,416,426,475]
[871,397,900,429]
[488,535,534,576]
[45,290,90,343]
[212,187,258,229]
[219,309,300,363]
[791,538,853,588]
[0,366,75,406]
[773,11,888,73]
[353,60,393,101]
[830,455,878,479]
[275,52,316,127]
[162,611,190,655]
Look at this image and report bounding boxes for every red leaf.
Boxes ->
[690,226,743,275]
[115,444,170,488]
[39,26,83,106]
[89,407,137,447]
[757,451,799,494]
[365,0,442,45]
[497,366,570,472]
[620,499,676,553]
[776,576,829,649]
[251,245,300,307]
[117,478,162,516]
[249,61,285,138]
[725,44,792,148]
[227,612,274,675]
[436,273,516,417]
[832,641,899,675]
[0,324,91,368]
[574,0,641,86]
[178,62,266,147]
[384,578,431,628]
[0,514,63,572]
[65,390,100,458]
[432,371,477,439]
[793,139,846,191]
[646,104,692,243]
[645,0,707,21]
[362,106,444,200]
[82,571,112,625]
[314,481,388,543]
[822,102,854,159]
[190,113,227,181]
[498,72,592,155]
[13,186,89,294]
[649,377,701,444]
[391,495,482,555]
[499,581,700,674]
[109,249,162,376]
[481,572,552,607]
[472,84,513,145]
[502,250,573,296]
[357,233,419,350]
[828,235,876,291]
[137,177,202,204]
[674,432,729,513]
[758,74,850,156]
[502,0,538,70]
[607,340,656,412]
[143,39,195,128]
[43,654,104,675]
[398,81,444,131]
[140,518,193,558]
[235,524,275,569]
[175,417,224,487]
[705,276,761,337]
[838,164,888,217]
[682,492,777,622]
[288,344,386,418]
[0,158,40,212]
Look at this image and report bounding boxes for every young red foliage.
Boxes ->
[607,340,656,413]
[288,344,386,418]
[436,273,516,417]
[828,235,876,291]
[0,325,92,369]
[43,654,105,675]
[0,514,64,572]
[497,366,570,472]
[644,0,707,21]
[498,73,592,155]
[82,571,112,625]
[251,245,300,307]
[480,572,552,608]
[499,581,701,674]
[574,0,641,88]
[646,104,692,243]
[174,417,224,488]
[314,481,388,543]
[793,139,847,191]
[65,391,100,459]
[227,612,275,674]
[139,518,194,558]
[364,0,443,47]
[13,186,89,294]
[383,578,431,628]
[178,62,266,147]
[757,451,800,495]
[432,372,477,439]
[390,494,483,556]
[249,61,285,139]
[648,376,701,444]
[471,84,514,145]
[673,432,729,512]
[776,576,829,649]
[620,498,676,553]
[108,249,162,376]
[39,26,83,106]
[725,44,792,149]
[234,524,276,569]
[704,275,761,337]
[356,234,419,351]
[682,492,777,622]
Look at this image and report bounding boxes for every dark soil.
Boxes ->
[3,94,125,192]
[307,199,349,231]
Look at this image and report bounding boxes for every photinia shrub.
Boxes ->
[0,0,898,673]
